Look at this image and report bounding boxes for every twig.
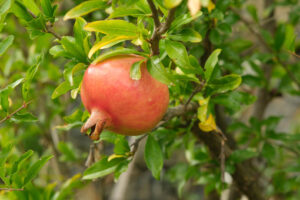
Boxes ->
[146,0,160,27]
[27,9,61,40]
[147,0,176,55]
[0,188,24,191]
[184,83,204,109]
[286,50,300,59]
[0,100,32,124]
[231,7,300,90]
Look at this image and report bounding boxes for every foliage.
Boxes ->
[0,0,300,199]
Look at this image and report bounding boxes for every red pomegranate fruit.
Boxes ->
[80,55,169,140]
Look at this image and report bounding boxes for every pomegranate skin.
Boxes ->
[80,55,169,138]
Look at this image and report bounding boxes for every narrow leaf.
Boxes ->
[84,20,139,37]
[130,60,144,80]
[204,49,221,82]
[88,35,135,58]
[23,155,53,186]
[64,0,106,20]
[0,35,14,56]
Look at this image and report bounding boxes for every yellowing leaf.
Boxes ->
[164,0,182,9]
[108,154,126,162]
[197,97,210,122]
[207,1,215,13]
[188,0,201,16]
[88,35,136,58]
[64,0,107,20]
[198,114,217,132]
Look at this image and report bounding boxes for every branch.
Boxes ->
[147,0,176,55]
[27,9,61,40]
[192,127,266,200]
[230,7,300,90]
[146,0,160,27]
[0,100,32,124]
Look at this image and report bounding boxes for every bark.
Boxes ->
[192,127,266,200]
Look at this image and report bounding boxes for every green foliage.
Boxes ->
[1,0,300,199]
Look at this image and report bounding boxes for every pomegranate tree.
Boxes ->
[80,55,169,140]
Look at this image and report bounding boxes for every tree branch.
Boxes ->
[0,100,32,124]
[147,0,176,55]
[146,0,160,27]
[230,7,300,90]
[192,127,266,200]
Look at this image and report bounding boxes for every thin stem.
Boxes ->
[0,100,32,124]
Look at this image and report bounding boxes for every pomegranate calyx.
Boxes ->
[80,109,111,141]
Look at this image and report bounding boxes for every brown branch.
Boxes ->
[27,9,61,40]
[192,127,266,200]
[146,0,160,27]
[0,100,32,124]
[147,0,176,55]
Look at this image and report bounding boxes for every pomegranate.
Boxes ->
[80,55,169,140]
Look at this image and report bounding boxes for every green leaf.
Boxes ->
[130,60,144,80]
[144,135,163,180]
[204,74,242,97]
[74,17,88,49]
[51,76,82,99]
[229,149,257,163]
[23,155,53,186]
[52,174,83,200]
[57,142,77,162]
[246,5,258,23]
[22,0,40,16]
[0,0,12,16]
[11,1,33,22]
[109,7,150,18]
[147,57,171,85]
[0,88,9,112]
[168,28,202,43]
[49,45,70,58]
[22,56,42,100]
[63,62,86,86]
[209,29,222,45]
[164,0,182,8]
[55,121,83,131]
[170,12,202,31]
[85,20,139,37]
[92,48,148,64]
[60,36,87,63]
[204,49,221,82]
[41,0,55,18]
[274,24,286,51]
[0,35,14,56]
[83,156,125,180]
[64,0,107,20]
[10,112,38,123]
[114,137,130,155]
[10,150,33,177]
[0,144,13,179]
[88,35,135,58]
[165,39,199,74]
[114,160,130,181]
[262,143,276,163]
[283,24,295,52]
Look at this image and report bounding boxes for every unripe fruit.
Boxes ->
[80,55,169,140]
